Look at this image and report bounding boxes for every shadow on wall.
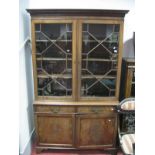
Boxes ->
[123,38,135,58]
[19,39,35,155]
[22,40,35,155]
[24,40,35,135]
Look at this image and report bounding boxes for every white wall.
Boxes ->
[29,0,134,10]
[19,0,30,45]
[123,7,135,57]
[19,0,35,154]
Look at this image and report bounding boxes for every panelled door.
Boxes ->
[32,20,77,100]
[36,113,75,147]
[78,20,123,101]
[76,113,117,148]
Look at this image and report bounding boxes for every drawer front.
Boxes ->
[34,106,75,114]
[77,106,115,114]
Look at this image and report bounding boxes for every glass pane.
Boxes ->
[35,23,72,97]
[81,23,120,97]
[81,78,116,97]
[38,78,72,96]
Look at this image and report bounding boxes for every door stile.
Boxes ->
[72,20,77,101]
[31,20,38,100]
[77,20,82,101]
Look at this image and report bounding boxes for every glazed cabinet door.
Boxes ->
[78,20,123,100]
[76,114,117,148]
[36,114,75,147]
[32,20,77,100]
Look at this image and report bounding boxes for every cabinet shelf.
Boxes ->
[83,40,118,43]
[37,58,72,61]
[37,74,72,79]
[37,58,116,61]
[82,75,116,79]
[36,40,118,43]
[37,74,116,79]
[82,58,117,62]
[36,40,72,42]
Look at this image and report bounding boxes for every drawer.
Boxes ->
[34,106,75,114]
[77,106,115,114]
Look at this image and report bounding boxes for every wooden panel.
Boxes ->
[31,21,38,99]
[125,68,135,98]
[125,59,135,98]
[35,105,75,113]
[34,100,119,106]
[77,106,115,114]
[77,20,82,101]
[31,16,125,22]
[76,114,117,148]
[36,114,75,147]
[72,20,78,101]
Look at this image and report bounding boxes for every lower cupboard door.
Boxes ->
[36,114,75,147]
[76,114,117,149]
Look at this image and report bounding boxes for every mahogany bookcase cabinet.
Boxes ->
[27,9,129,153]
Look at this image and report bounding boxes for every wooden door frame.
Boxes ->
[31,19,77,101]
[76,19,124,101]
